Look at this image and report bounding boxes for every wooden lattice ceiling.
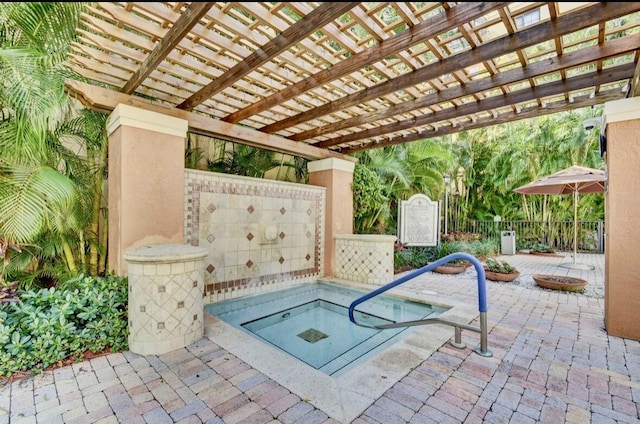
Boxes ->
[65,2,640,160]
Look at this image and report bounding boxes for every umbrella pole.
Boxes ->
[573,189,578,264]
[560,188,594,270]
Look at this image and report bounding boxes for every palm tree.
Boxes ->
[447,108,604,239]
[205,139,309,182]
[207,142,279,178]
[448,127,497,222]
[0,3,108,283]
[353,139,454,233]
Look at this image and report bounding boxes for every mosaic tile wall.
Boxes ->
[335,235,397,286]
[185,169,325,303]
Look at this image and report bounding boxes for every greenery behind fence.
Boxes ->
[449,220,604,253]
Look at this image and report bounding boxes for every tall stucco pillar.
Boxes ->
[308,158,355,277]
[603,97,640,341]
[107,104,188,275]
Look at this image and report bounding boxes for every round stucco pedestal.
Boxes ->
[124,244,208,356]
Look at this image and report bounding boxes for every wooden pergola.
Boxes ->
[65,2,640,160]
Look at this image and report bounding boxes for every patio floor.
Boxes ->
[2,252,639,424]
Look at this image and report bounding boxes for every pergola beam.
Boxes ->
[67,2,640,154]
[320,63,635,149]
[260,2,640,134]
[341,89,626,154]
[300,32,640,143]
[65,80,356,163]
[177,2,359,111]
[310,31,640,147]
[221,2,505,124]
[120,2,214,95]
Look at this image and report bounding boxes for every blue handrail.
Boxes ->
[348,252,492,357]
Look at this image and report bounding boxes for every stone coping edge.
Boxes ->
[334,234,398,241]
[124,243,208,263]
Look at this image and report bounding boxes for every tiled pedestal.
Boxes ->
[124,244,208,355]
[334,234,397,286]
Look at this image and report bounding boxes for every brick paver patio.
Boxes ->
[2,252,639,423]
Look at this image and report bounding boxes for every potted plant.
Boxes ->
[483,257,520,282]
[529,243,558,257]
[431,243,471,274]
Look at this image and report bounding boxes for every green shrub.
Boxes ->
[441,232,482,243]
[440,239,499,260]
[0,274,128,377]
[352,164,389,234]
[393,238,499,271]
[484,258,518,274]
[530,243,556,253]
[394,243,439,270]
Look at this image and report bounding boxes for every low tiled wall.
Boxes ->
[125,244,208,355]
[334,234,397,286]
[185,169,326,303]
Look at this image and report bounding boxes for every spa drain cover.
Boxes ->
[297,328,328,343]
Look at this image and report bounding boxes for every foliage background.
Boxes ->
[352,108,604,236]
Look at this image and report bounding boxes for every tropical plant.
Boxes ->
[204,139,309,182]
[484,257,518,274]
[0,3,110,284]
[438,238,499,262]
[0,236,21,293]
[0,236,38,289]
[352,163,390,234]
[185,133,206,170]
[530,243,556,254]
[207,143,277,178]
[353,140,454,234]
[393,243,439,272]
[0,273,129,377]
[433,242,467,267]
[447,107,604,226]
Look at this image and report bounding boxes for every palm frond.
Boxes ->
[0,118,50,165]
[0,165,75,242]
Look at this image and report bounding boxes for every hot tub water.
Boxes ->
[205,281,447,376]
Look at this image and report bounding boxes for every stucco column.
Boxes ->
[603,97,640,341]
[308,158,355,277]
[107,104,188,275]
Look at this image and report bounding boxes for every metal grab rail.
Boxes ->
[348,252,493,357]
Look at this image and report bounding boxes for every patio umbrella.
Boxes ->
[513,165,606,270]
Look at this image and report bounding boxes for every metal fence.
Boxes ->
[448,220,604,253]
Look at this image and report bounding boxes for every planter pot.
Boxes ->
[530,251,562,257]
[432,264,468,274]
[484,270,520,282]
[532,274,587,292]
